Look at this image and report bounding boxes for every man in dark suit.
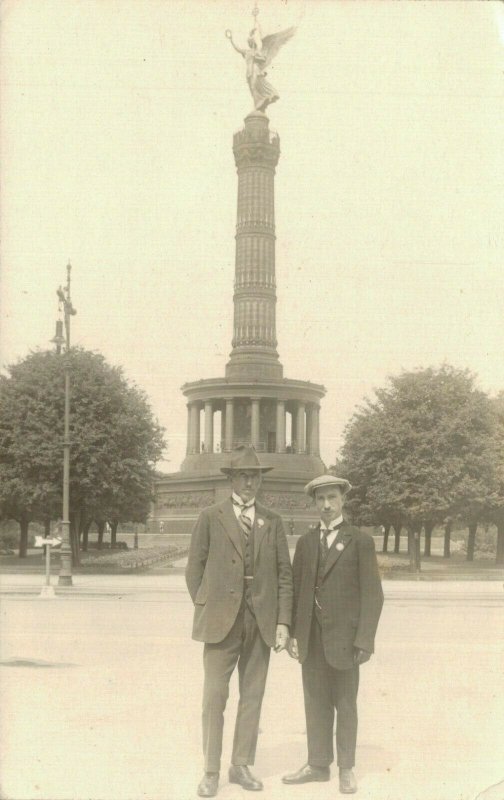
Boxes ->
[186,446,293,797]
[282,474,383,794]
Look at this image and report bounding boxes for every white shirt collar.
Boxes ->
[320,514,344,532]
[231,492,255,508]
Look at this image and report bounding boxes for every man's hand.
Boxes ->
[274,624,289,653]
[287,637,299,660]
[353,647,371,665]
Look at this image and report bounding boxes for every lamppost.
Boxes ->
[52,263,77,586]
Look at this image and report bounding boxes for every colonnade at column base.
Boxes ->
[153,371,327,532]
[179,375,325,461]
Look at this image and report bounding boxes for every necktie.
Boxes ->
[232,498,254,539]
[320,529,331,562]
[320,522,342,562]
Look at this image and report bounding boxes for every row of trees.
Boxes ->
[0,348,165,560]
[335,366,504,569]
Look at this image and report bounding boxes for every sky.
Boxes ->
[1,0,503,473]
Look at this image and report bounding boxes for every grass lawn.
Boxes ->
[376,549,503,579]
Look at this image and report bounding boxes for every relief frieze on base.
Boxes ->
[260,492,312,510]
[160,491,214,509]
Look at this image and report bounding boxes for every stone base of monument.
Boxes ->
[154,456,325,536]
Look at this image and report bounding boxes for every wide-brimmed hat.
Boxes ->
[220,445,273,475]
[304,474,352,498]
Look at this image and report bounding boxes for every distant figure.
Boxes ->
[159,521,164,534]
[226,20,295,112]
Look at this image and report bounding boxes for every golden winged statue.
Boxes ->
[226,19,296,112]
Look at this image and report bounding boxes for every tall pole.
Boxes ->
[57,263,76,586]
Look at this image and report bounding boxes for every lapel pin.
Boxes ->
[257,518,264,527]
[336,542,345,551]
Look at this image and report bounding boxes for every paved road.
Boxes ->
[0,578,502,800]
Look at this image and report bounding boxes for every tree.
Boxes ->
[338,365,500,571]
[0,348,165,558]
[489,393,504,565]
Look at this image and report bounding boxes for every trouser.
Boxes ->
[202,602,270,773]
[302,619,359,769]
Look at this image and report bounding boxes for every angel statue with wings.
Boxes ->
[226,19,295,112]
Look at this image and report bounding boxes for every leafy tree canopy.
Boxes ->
[338,365,500,531]
[0,348,166,532]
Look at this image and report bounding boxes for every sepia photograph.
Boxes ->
[1,1,503,799]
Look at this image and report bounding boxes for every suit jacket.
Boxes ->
[185,498,293,648]
[292,521,383,670]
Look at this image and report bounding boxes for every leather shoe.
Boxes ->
[339,768,357,793]
[282,764,330,784]
[229,765,263,791]
[197,772,219,797]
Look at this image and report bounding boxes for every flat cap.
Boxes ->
[304,474,352,498]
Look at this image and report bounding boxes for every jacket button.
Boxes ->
[230,589,235,594]
[232,559,236,563]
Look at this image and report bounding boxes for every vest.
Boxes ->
[314,540,324,625]
[314,531,337,626]
[237,517,255,614]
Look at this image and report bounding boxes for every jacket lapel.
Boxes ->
[310,525,321,578]
[218,499,243,560]
[253,503,270,566]
[322,523,354,578]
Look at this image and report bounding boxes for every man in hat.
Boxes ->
[282,475,383,794]
[186,446,293,797]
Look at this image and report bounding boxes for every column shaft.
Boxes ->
[308,404,320,455]
[190,404,200,454]
[204,401,214,453]
[276,401,286,453]
[296,403,306,454]
[186,404,191,455]
[314,406,320,456]
[225,400,234,451]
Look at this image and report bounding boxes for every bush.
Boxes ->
[87,540,129,550]
[0,520,39,553]
[0,526,19,551]
[79,544,187,571]
[376,553,409,577]
[460,526,497,557]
